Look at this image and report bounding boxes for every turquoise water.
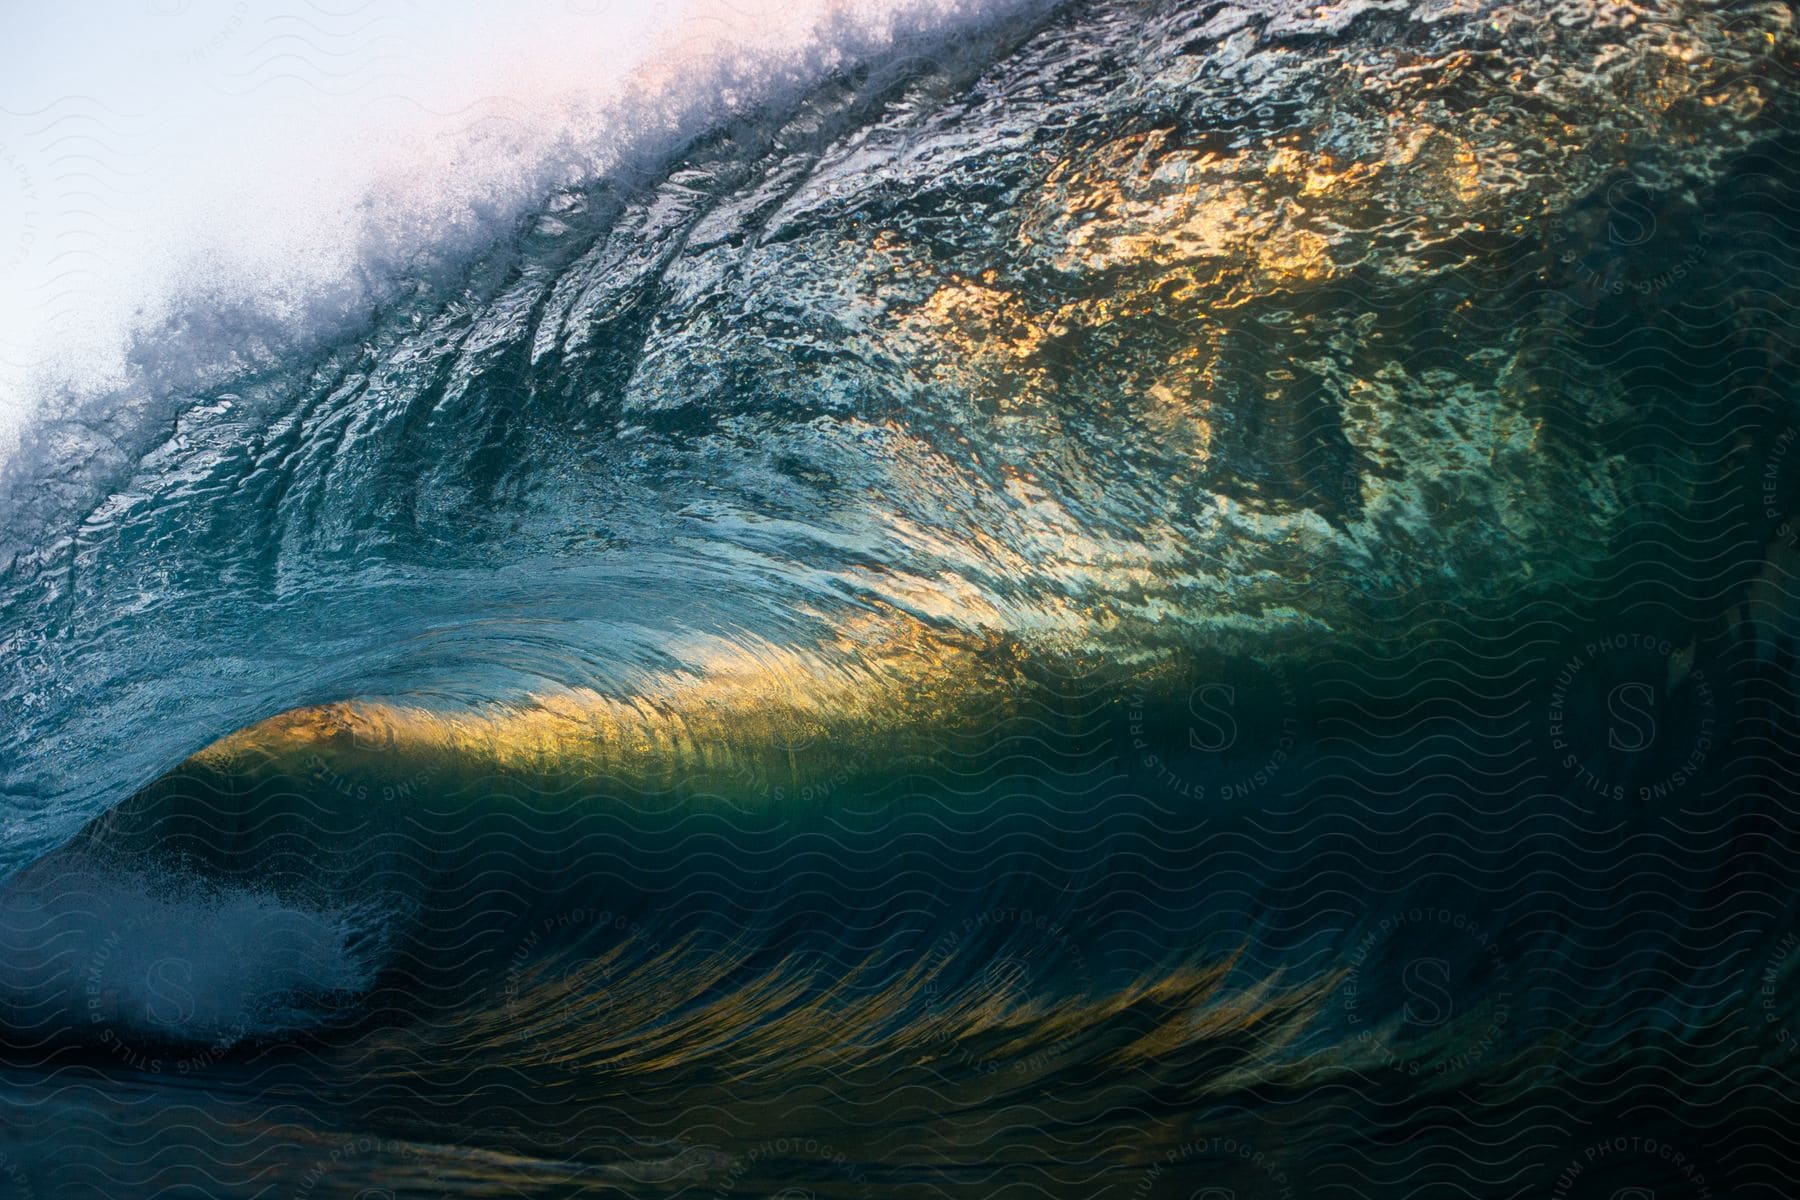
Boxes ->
[2,0,1800,1195]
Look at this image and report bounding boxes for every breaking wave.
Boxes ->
[2,0,1799,1195]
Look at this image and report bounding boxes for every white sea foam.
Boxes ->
[0,865,390,1047]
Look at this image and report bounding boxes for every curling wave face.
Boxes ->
[2,0,1800,1195]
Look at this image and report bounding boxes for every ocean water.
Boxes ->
[2,0,1799,1196]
